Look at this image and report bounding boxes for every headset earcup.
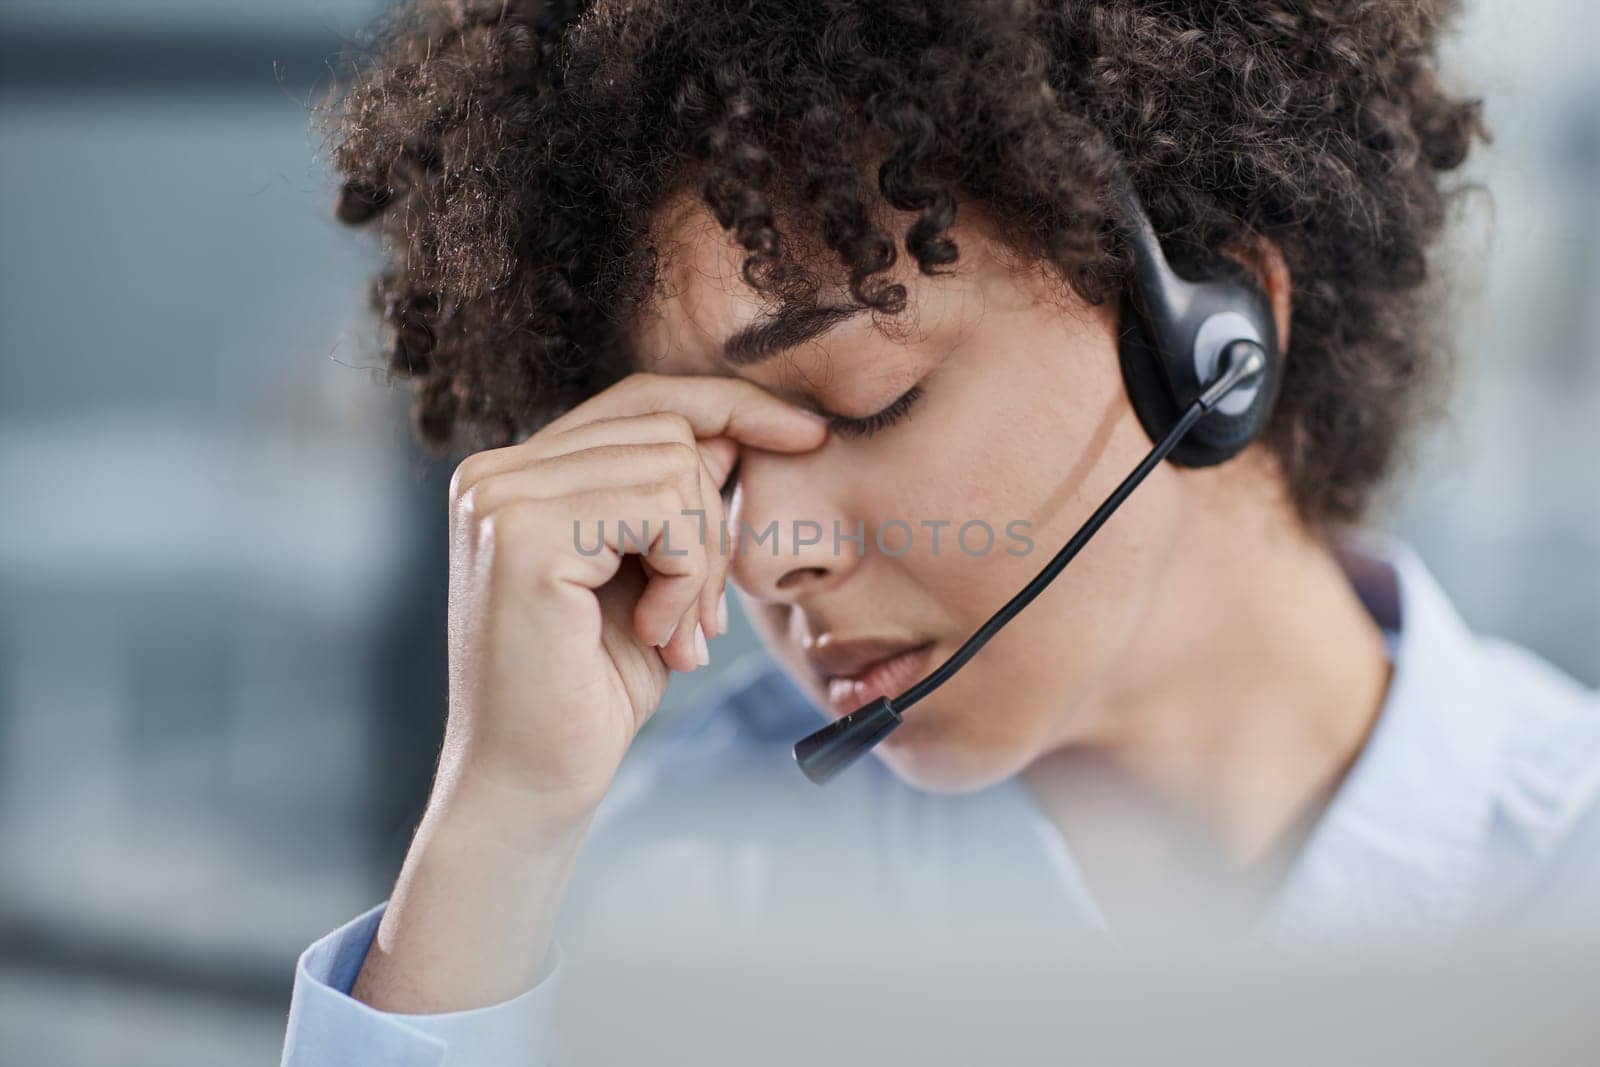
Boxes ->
[1116,299,1243,468]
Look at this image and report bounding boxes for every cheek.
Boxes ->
[846,321,1147,616]
[853,325,1188,783]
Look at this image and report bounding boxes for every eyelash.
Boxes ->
[718,383,925,500]
[824,383,925,440]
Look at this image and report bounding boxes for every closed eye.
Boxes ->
[821,383,924,440]
[719,382,925,501]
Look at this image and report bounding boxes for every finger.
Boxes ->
[461,441,715,520]
[491,484,678,590]
[451,407,749,495]
[622,468,714,667]
[530,415,740,487]
[650,566,708,673]
[503,501,699,680]
[510,483,709,654]
[543,373,829,453]
[697,436,740,494]
[591,560,672,712]
[458,440,726,673]
[639,560,706,673]
[693,448,732,639]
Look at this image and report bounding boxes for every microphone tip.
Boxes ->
[792,697,902,785]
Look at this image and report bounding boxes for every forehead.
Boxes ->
[631,195,786,374]
[629,190,1087,378]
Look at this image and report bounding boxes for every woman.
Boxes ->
[283,0,1599,1062]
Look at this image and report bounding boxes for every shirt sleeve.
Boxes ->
[280,901,564,1067]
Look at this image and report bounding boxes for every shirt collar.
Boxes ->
[1254,531,1512,943]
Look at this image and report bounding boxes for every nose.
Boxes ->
[725,446,862,604]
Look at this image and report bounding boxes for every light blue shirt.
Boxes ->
[280,534,1600,1066]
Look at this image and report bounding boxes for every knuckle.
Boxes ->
[646,410,694,442]
[668,539,708,578]
[665,440,703,483]
[634,439,680,466]
[644,480,682,515]
[449,456,486,502]
[458,477,504,520]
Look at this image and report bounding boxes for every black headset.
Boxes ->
[793,166,1283,784]
[1114,176,1283,469]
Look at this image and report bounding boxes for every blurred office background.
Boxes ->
[0,1,1594,1064]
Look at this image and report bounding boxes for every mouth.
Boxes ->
[815,641,936,717]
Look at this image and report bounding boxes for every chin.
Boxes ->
[867,713,1033,794]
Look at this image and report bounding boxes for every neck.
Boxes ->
[1022,470,1393,928]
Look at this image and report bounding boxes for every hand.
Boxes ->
[352,373,828,1014]
[434,372,829,823]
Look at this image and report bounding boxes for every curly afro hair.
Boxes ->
[320,0,1488,529]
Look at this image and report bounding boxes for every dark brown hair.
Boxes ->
[321,0,1488,527]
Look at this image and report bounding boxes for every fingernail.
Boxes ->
[656,620,679,648]
[693,622,710,667]
[716,590,729,636]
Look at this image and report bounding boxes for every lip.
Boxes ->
[810,640,936,718]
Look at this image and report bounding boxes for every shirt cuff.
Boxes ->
[281,901,563,1067]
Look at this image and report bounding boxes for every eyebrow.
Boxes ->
[721,301,866,366]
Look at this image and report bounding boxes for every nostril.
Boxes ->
[775,566,829,592]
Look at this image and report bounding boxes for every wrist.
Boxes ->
[356,773,596,1012]
[422,768,600,863]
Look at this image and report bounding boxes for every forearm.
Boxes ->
[350,778,594,1014]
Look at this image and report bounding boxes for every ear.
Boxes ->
[1222,234,1292,357]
